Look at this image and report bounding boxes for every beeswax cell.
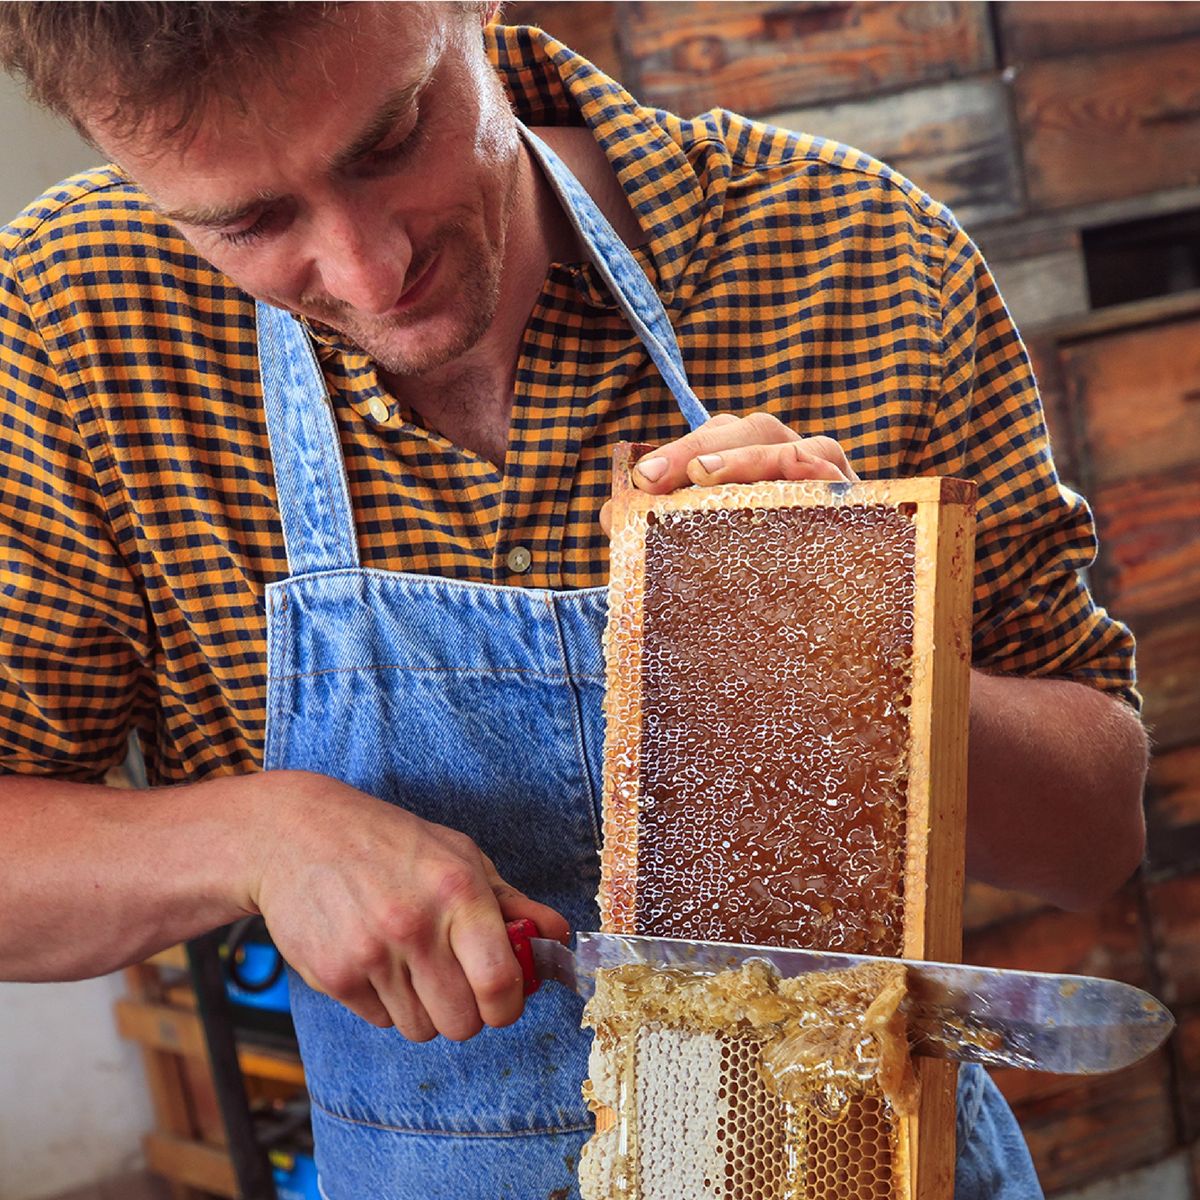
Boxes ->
[595,468,976,1200]
[636,505,916,954]
[579,960,914,1200]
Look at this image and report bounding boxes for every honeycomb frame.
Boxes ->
[593,443,977,1200]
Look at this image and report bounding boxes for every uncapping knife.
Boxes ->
[506,922,1173,1076]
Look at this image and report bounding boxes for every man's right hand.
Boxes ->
[245,770,570,1042]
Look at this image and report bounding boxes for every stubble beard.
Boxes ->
[299,158,521,379]
[302,218,503,376]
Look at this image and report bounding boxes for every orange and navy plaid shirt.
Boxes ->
[0,25,1137,785]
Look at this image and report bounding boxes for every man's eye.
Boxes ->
[220,211,277,247]
[365,110,423,169]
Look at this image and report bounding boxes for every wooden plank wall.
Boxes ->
[503,4,1200,1196]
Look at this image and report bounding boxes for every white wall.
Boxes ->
[0,977,154,1200]
[0,70,100,224]
[0,78,151,1200]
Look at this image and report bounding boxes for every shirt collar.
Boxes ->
[491,22,702,310]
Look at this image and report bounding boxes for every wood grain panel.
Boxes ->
[987,244,1089,334]
[962,883,1149,987]
[620,1,994,117]
[770,77,1023,227]
[1129,607,1200,752]
[1171,1006,1200,1141]
[961,881,1166,1185]
[1148,871,1200,1007]
[1014,40,1200,211]
[1091,466,1200,618]
[1059,315,1200,488]
[999,2,1200,64]
[1006,1051,1176,1196]
[499,3,624,81]
[1146,744,1200,877]
[1022,334,1081,487]
[143,1132,237,1199]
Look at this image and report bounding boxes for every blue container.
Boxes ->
[224,941,291,1014]
[270,1149,320,1200]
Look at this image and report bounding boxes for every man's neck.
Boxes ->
[379,124,644,468]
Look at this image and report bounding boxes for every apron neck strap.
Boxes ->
[256,300,361,575]
[520,125,711,434]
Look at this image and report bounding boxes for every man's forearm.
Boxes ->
[966,670,1148,911]
[0,773,266,981]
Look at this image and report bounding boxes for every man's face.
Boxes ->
[83,3,520,377]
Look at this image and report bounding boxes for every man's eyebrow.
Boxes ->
[157,194,280,229]
[325,77,429,172]
[155,73,434,228]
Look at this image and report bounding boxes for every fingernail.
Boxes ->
[696,453,723,473]
[636,455,668,482]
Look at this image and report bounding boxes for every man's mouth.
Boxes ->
[385,251,440,315]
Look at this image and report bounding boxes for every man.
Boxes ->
[0,3,1147,1198]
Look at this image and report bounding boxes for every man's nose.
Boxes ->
[313,205,412,316]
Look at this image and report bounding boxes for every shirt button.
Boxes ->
[506,545,533,574]
[367,397,390,423]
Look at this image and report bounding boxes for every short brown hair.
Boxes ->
[0,2,344,143]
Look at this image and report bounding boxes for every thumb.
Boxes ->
[479,852,571,943]
[493,882,571,945]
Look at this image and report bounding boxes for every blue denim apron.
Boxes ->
[257,129,1042,1199]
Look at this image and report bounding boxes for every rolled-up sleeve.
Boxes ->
[1,247,152,779]
[919,222,1139,709]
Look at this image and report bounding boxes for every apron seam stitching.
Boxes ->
[267,665,606,683]
[311,1095,593,1138]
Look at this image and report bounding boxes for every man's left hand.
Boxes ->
[600,412,858,535]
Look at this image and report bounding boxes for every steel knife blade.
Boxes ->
[521,929,1173,1076]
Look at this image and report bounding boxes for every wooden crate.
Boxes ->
[998,2,1200,64]
[1146,745,1200,877]
[620,1,993,116]
[768,75,1023,227]
[1013,39,1200,211]
[962,886,1174,1192]
[119,951,306,1200]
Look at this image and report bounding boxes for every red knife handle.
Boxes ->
[506,919,540,996]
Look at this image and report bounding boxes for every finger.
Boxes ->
[804,434,860,481]
[599,498,613,538]
[408,941,487,1042]
[687,439,856,486]
[446,904,527,1031]
[477,852,571,943]
[294,961,399,1032]
[370,958,439,1042]
[632,412,790,494]
[491,879,571,944]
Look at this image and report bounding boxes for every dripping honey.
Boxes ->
[582,960,917,1199]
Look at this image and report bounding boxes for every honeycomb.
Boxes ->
[579,960,916,1199]
[634,504,915,953]
[590,463,974,1200]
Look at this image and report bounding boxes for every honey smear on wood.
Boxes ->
[579,959,918,1199]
